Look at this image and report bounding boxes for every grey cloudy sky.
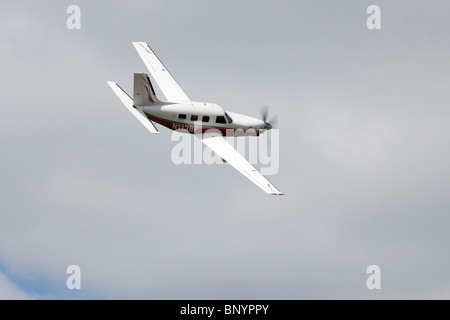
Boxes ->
[1,0,450,299]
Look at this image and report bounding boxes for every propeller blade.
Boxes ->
[268,115,278,128]
[260,105,269,123]
[259,105,277,128]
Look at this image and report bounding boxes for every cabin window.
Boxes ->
[225,112,233,123]
[216,116,226,124]
[178,114,186,120]
[202,116,210,122]
[191,115,198,121]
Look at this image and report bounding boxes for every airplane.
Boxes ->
[107,42,283,195]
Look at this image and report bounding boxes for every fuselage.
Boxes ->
[139,101,269,136]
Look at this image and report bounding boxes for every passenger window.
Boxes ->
[216,116,226,124]
[191,115,198,121]
[178,114,186,120]
[202,116,210,122]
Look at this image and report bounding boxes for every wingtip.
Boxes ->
[107,81,117,89]
[132,41,146,47]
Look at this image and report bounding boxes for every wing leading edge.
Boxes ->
[201,136,284,195]
[132,42,191,103]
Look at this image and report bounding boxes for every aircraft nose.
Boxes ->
[263,122,272,130]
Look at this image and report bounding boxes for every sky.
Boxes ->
[1,0,450,299]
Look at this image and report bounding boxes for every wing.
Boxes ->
[107,81,159,134]
[132,42,191,103]
[201,136,284,195]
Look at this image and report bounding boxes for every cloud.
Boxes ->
[0,271,33,300]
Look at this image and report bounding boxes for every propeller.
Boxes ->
[260,105,278,129]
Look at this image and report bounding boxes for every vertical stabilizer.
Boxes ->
[133,73,160,106]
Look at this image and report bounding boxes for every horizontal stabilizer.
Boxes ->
[107,81,159,134]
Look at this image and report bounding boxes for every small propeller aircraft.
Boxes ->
[107,42,283,195]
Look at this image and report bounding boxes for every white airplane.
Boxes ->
[107,42,283,195]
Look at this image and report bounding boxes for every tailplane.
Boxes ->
[133,73,160,106]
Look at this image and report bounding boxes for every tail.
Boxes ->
[133,73,160,106]
[107,81,159,134]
